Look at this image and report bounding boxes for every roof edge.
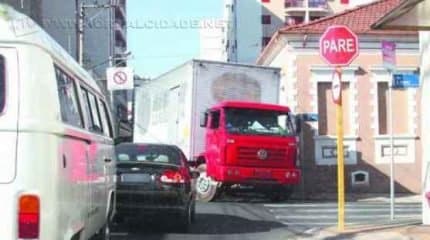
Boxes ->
[372,0,426,30]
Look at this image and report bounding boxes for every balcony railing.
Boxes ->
[308,0,328,9]
[285,0,305,8]
[285,0,328,9]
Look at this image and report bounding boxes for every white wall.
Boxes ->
[350,0,376,6]
[199,20,226,61]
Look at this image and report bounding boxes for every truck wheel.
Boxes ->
[267,186,293,202]
[196,164,218,202]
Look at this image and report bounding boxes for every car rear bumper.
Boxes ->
[115,189,190,216]
[211,166,301,185]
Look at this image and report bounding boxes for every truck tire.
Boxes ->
[196,164,218,202]
[267,186,293,202]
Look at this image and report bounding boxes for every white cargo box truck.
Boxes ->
[133,59,281,159]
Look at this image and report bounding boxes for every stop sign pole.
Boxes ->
[319,25,359,231]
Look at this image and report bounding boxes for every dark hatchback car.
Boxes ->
[114,143,198,230]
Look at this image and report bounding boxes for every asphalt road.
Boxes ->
[110,200,296,240]
[110,197,421,240]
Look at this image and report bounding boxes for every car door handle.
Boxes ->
[104,158,112,163]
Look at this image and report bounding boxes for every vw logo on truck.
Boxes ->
[257,149,268,160]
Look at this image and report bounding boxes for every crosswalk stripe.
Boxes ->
[275,214,421,220]
[280,219,421,226]
[281,222,335,226]
[265,202,421,227]
[264,203,420,208]
[269,208,420,213]
[110,232,129,236]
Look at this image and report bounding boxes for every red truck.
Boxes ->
[194,101,301,202]
[133,60,301,202]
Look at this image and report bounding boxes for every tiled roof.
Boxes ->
[279,0,417,35]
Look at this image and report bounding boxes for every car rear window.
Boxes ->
[115,144,181,165]
[0,56,5,113]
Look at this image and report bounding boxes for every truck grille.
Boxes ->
[237,147,286,161]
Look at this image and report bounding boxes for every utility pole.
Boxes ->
[78,2,85,65]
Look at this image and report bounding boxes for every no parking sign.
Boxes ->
[107,67,134,91]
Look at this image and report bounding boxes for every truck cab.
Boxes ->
[196,101,301,202]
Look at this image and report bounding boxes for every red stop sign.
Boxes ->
[319,25,359,66]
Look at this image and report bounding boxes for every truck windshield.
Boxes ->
[225,108,295,136]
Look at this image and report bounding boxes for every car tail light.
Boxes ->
[18,194,40,239]
[160,169,187,184]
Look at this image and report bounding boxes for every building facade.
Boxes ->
[0,0,133,137]
[258,0,421,196]
[210,0,379,64]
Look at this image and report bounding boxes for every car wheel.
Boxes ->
[177,203,192,233]
[196,164,218,202]
[190,200,196,223]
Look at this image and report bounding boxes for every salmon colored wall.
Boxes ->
[288,52,421,194]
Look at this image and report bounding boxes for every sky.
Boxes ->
[127,1,223,78]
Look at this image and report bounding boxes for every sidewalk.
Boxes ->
[293,194,428,239]
[297,223,430,240]
[290,192,422,203]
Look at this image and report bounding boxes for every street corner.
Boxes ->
[291,228,408,240]
[292,224,430,240]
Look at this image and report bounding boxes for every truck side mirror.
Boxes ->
[200,112,208,127]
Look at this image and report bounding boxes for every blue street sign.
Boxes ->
[392,73,419,88]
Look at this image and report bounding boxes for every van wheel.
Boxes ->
[93,223,110,240]
[93,202,113,240]
[196,164,218,202]
[101,223,111,240]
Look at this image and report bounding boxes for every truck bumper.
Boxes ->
[212,166,301,185]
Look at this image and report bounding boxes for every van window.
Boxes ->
[87,91,103,133]
[0,56,4,113]
[80,87,92,129]
[55,67,83,128]
[98,98,113,137]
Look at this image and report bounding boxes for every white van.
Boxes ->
[0,4,116,240]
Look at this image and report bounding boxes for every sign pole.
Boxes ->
[109,56,114,110]
[335,67,345,231]
[389,70,395,220]
[382,40,396,221]
[319,25,359,232]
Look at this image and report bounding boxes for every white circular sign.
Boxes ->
[113,71,127,85]
[332,70,341,104]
